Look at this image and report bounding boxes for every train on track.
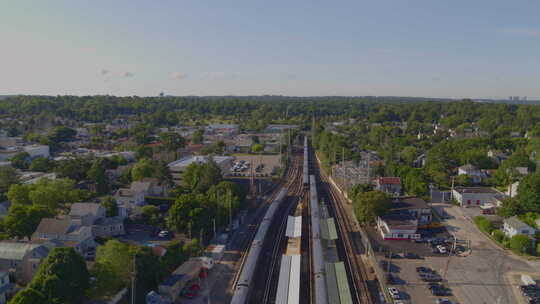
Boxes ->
[230,187,288,304]
[310,174,328,304]
[303,136,309,188]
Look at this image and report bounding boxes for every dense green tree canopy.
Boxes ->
[18,247,90,304]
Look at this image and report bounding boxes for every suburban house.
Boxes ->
[69,203,106,226]
[457,164,487,184]
[0,271,13,304]
[503,216,536,238]
[205,124,239,136]
[115,182,150,218]
[0,242,51,284]
[32,218,96,254]
[451,187,506,207]
[487,150,508,164]
[168,155,234,185]
[68,202,125,237]
[93,216,125,237]
[375,177,402,196]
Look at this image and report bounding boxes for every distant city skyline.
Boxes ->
[1,1,540,99]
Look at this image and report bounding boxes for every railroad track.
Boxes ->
[261,152,304,303]
[316,155,374,304]
[229,152,300,293]
[300,185,312,304]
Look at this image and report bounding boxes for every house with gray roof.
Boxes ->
[0,242,51,284]
[32,218,96,254]
[0,271,13,304]
[69,202,106,226]
[93,216,125,237]
[503,216,535,238]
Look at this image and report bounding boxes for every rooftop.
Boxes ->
[379,212,417,227]
[34,218,74,236]
[69,202,103,217]
[453,187,500,194]
[168,155,233,169]
[505,216,531,230]
[378,177,401,185]
[0,242,47,261]
[392,197,429,210]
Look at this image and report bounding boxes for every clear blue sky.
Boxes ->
[1,0,539,99]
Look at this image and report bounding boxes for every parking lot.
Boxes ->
[368,226,461,304]
[432,203,540,304]
[228,154,281,177]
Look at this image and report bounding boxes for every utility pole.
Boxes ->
[131,254,136,304]
[450,176,455,202]
[200,228,204,246]
[213,218,216,240]
[367,153,371,184]
[228,190,233,230]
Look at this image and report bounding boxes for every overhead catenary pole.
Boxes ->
[131,254,136,304]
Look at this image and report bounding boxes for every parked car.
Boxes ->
[84,250,95,261]
[388,287,400,299]
[436,299,451,304]
[416,266,432,273]
[437,245,447,254]
[405,252,422,259]
[385,252,402,259]
[158,230,170,238]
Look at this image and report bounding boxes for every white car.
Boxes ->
[158,230,170,238]
[437,245,447,254]
[388,287,400,299]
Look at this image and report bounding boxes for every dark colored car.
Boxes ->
[405,253,422,259]
[416,266,432,273]
[385,252,402,259]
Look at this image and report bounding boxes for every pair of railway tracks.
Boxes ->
[230,150,304,303]
[261,153,305,303]
[229,153,299,294]
[317,163,374,304]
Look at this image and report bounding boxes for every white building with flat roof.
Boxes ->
[168,155,234,185]
[452,187,506,207]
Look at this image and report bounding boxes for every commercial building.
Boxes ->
[451,187,506,207]
[168,156,233,185]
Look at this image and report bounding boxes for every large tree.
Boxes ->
[10,152,30,170]
[0,166,19,194]
[3,205,51,239]
[131,159,155,181]
[100,196,118,217]
[22,247,89,304]
[515,172,540,214]
[181,159,222,193]
[167,193,211,234]
[352,190,391,224]
[87,159,109,195]
[159,132,186,159]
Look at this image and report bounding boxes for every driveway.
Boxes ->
[435,203,540,304]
